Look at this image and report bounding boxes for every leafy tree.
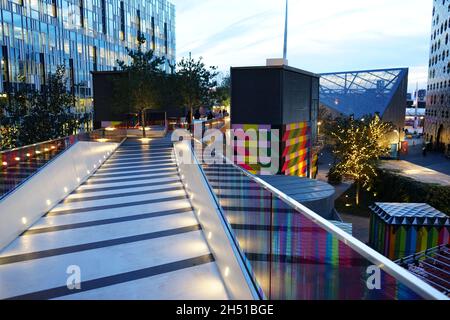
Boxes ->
[0,65,83,150]
[215,73,231,108]
[331,114,394,205]
[24,66,81,143]
[154,69,183,114]
[0,89,26,150]
[115,34,165,137]
[177,56,218,123]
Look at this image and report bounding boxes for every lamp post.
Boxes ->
[395,127,402,160]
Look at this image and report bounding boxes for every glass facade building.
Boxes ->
[426,0,450,152]
[0,0,176,115]
[319,68,409,130]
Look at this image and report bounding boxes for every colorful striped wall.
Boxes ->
[231,122,312,177]
[281,122,310,177]
[369,214,450,260]
[231,124,273,175]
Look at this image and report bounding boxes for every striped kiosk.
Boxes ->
[369,203,450,260]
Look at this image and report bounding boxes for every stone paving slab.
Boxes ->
[380,160,450,186]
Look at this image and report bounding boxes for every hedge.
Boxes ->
[373,169,450,215]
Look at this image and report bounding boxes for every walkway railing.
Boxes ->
[0,129,125,199]
[183,138,448,300]
[397,244,450,297]
[174,141,262,300]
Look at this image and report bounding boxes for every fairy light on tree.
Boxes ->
[331,113,394,205]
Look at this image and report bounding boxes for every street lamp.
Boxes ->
[393,128,402,160]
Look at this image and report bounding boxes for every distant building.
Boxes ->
[425,1,450,153]
[415,89,427,108]
[405,108,425,134]
[319,68,409,130]
[405,89,426,134]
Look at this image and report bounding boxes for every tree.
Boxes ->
[331,114,394,205]
[177,56,218,123]
[0,65,83,150]
[215,73,231,108]
[116,34,165,137]
[25,66,81,144]
[154,68,183,115]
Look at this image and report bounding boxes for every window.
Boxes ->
[119,1,125,41]
[80,0,85,28]
[69,58,75,96]
[93,46,98,71]
[39,52,46,87]
[137,10,141,37]
[151,17,156,50]
[101,0,107,34]
[2,46,10,91]
[164,22,168,55]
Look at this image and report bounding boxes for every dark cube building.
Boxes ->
[92,71,130,129]
[231,65,320,177]
[92,71,183,129]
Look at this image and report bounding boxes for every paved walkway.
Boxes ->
[380,160,450,186]
[316,149,352,200]
[0,137,228,300]
[339,213,370,244]
[401,152,450,176]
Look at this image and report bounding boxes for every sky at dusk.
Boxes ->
[170,0,433,92]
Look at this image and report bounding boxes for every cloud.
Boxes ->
[170,0,432,91]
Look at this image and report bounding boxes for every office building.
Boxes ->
[425,0,450,152]
[0,0,176,116]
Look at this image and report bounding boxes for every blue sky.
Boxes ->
[171,0,432,92]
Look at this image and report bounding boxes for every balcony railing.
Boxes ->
[176,138,448,300]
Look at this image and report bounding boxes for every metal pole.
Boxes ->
[283,0,288,60]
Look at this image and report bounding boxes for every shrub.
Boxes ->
[327,166,343,185]
[373,169,450,215]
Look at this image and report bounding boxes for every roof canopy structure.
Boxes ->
[320,68,409,119]
[370,203,450,227]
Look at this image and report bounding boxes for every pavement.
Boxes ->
[316,149,352,200]
[339,213,370,244]
[399,143,450,176]
[316,150,370,242]
[380,160,450,186]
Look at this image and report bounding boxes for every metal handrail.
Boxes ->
[190,146,264,300]
[0,129,106,154]
[194,139,448,300]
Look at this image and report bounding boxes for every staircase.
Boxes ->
[0,137,229,300]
